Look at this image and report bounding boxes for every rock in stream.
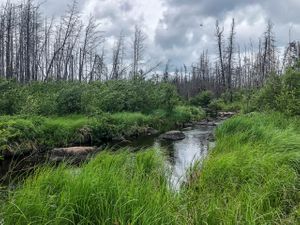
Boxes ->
[159,130,186,141]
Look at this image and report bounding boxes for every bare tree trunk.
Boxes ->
[227,18,235,102]
[215,20,226,91]
[132,25,146,79]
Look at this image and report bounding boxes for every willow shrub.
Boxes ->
[0,79,182,116]
[251,66,300,116]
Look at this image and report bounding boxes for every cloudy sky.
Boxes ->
[4,0,300,69]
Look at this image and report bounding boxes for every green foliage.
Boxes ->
[0,80,182,116]
[0,106,205,155]
[89,112,154,142]
[2,113,299,224]
[0,115,89,155]
[190,90,214,108]
[190,90,242,117]
[185,112,300,224]
[251,68,300,116]
[159,82,180,113]
[56,85,84,115]
[207,99,223,117]
[0,81,23,115]
[150,106,205,131]
[2,149,183,225]
[0,116,40,154]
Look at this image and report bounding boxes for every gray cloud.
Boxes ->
[0,0,299,68]
[152,0,300,66]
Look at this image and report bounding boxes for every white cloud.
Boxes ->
[0,0,300,68]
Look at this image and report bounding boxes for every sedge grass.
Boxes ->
[1,112,299,225]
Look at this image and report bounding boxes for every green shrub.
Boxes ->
[0,81,23,115]
[278,69,300,115]
[56,85,84,115]
[206,99,223,117]
[159,82,180,113]
[81,80,181,114]
[251,67,300,116]
[0,79,183,116]
[190,90,214,108]
[0,116,40,154]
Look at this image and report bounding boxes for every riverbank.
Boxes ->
[2,112,298,224]
[0,106,205,157]
[184,112,300,224]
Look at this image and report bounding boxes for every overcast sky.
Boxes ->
[3,0,300,69]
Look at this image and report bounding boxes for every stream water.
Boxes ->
[0,123,219,191]
[113,125,216,188]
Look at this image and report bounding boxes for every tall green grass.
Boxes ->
[184,112,300,224]
[2,113,298,224]
[2,149,185,225]
[0,106,205,156]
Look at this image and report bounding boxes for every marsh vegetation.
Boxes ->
[0,0,299,224]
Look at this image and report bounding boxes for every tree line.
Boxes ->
[173,20,300,100]
[0,0,299,100]
[0,0,150,82]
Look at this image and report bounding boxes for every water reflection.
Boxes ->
[1,126,216,190]
[114,125,215,189]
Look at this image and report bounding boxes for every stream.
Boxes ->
[113,124,216,188]
[0,120,224,192]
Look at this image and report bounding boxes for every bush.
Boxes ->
[0,116,41,155]
[251,67,300,116]
[0,81,23,115]
[190,90,214,108]
[0,79,183,116]
[206,99,223,117]
[0,115,88,155]
[56,86,84,115]
[159,82,180,113]
[278,69,300,115]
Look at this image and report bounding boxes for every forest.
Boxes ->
[0,0,299,225]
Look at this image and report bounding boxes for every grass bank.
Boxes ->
[0,106,205,156]
[1,150,184,225]
[2,113,299,224]
[185,112,300,224]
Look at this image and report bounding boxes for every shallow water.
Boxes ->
[0,124,216,190]
[112,125,215,188]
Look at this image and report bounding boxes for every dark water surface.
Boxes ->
[114,125,215,188]
[0,124,217,190]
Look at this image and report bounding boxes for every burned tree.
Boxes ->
[132,25,146,79]
[215,20,226,90]
[227,18,235,102]
[111,32,125,80]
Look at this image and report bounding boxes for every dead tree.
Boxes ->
[5,3,13,80]
[227,18,235,102]
[78,15,101,82]
[132,25,146,79]
[110,33,125,80]
[261,20,276,82]
[45,0,80,81]
[215,20,226,90]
